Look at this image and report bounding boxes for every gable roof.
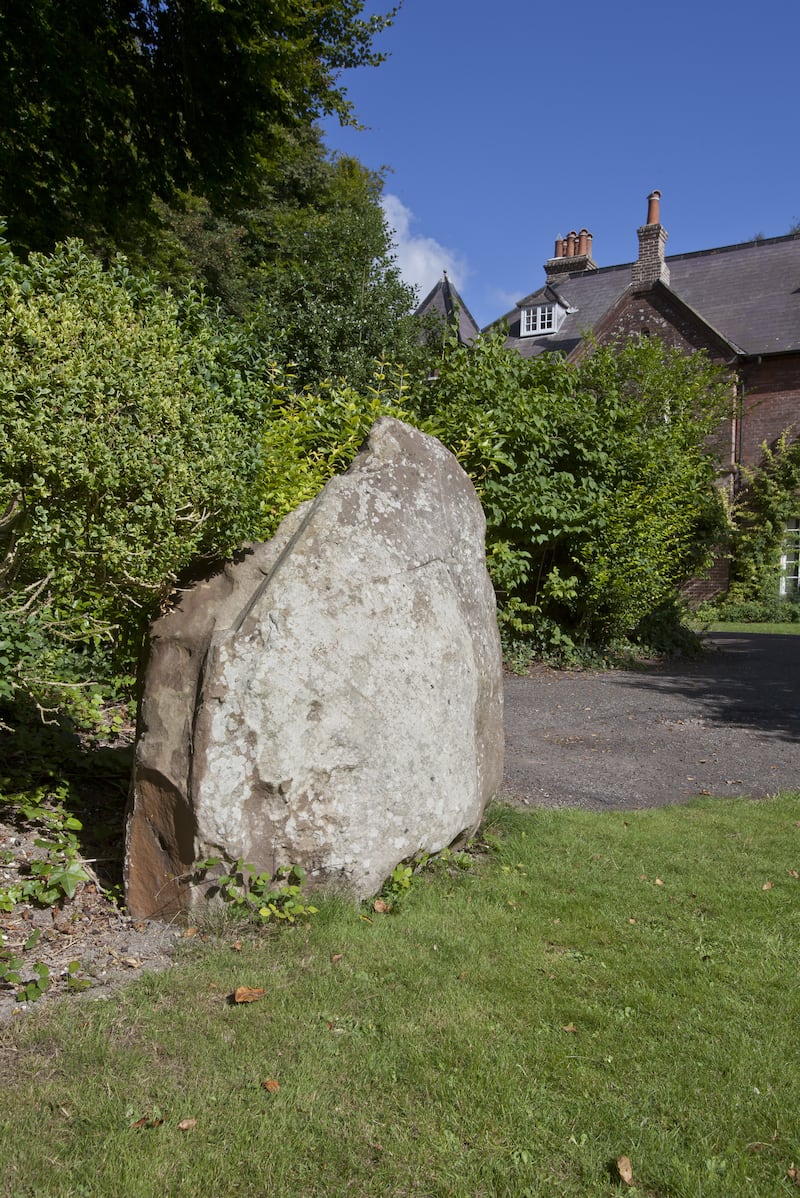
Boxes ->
[415,273,480,345]
[494,232,800,360]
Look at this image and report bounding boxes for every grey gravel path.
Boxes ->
[501,632,800,810]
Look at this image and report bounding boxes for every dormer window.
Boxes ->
[520,302,561,336]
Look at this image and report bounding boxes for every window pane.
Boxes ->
[780,518,800,594]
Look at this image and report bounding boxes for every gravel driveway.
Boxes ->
[501,632,800,810]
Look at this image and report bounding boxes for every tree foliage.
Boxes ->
[0,2,422,396]
[419,333,729,659]
[259,366,417,535]
[0,237,274,709]
[0,0,397,254]
[248,156,421,388]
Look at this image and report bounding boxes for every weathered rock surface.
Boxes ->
[124,417,503,918]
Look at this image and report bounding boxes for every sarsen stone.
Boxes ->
[124,417,503,917]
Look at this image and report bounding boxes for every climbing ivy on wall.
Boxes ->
[715,431,800,617]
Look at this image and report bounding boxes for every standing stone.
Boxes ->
[124,417,503,918]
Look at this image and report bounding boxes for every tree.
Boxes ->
[0,0,397,255]
[247,156,422,388]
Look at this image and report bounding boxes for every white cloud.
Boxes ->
[490,286,526,315]
[381,194,468,300]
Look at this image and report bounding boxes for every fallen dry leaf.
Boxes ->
[232,940,243,952]
[331,953,344,965]
[561,1023,578,1034]
[178,1118,197,1131]
[233,986,266,1004]
[762,881,774,891]
[788,1166,800,1186]
[130,1117,164,1130]
[628,918,636,924]
[617,1154,634,1186]
[261,1079,280,1093]
[124,957,142,969]
[184,927,199,938]
[655,878,664,887]
[373,898,392,914]
[789,870,799,879]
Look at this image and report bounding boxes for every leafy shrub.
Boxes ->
[420,332,728,656]
[696,595,800,624]
[259,367,417,535]
[255,333,729,663]
[0,236,274,709]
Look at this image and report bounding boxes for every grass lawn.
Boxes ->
[1,797,799,1198]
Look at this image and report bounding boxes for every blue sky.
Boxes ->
[323,0,799,329]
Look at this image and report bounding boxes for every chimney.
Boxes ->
[632,189,670,287]
[545,226,597,281]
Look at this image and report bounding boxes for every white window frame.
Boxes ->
[780,518,800,595]
[520,303,560,337]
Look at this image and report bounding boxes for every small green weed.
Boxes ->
[194,858,318,924]
[0,929,51,1002]
[0,943,91,1001]
[387,862,413,893]
[0,781,91,911]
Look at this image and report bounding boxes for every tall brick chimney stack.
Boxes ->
[545,227,596,282]
[632,190,670,287]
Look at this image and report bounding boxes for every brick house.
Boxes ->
[421,193,800,600]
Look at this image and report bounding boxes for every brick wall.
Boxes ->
[681,555,731,607]
[737,355,800,472]
[594,289,730,361]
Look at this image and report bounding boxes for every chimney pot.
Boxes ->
[544,229,597,282]
[646,189,662,226]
